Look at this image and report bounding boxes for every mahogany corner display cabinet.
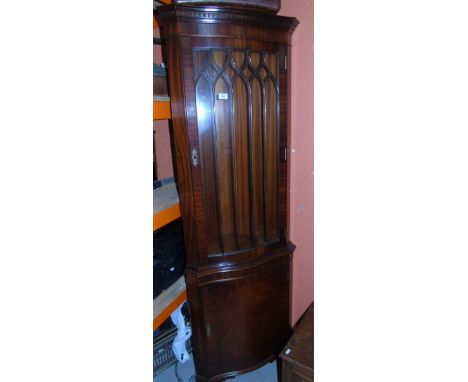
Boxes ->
[156,4,298,381]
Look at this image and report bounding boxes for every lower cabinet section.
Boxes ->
[185,250,292,381]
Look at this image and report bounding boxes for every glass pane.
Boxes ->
[249,52,261,70]
[193,48,281,255]
[251,77,265,244]
[213,51,227,70]
[232,51,246,69]
[196,76,221,254]
[214,77,236,252]
[232,76,252,249]
[193,50,211,79]
[265,53,277,78]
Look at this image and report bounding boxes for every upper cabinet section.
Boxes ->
[156,5,298,45]
[156,5,298,266]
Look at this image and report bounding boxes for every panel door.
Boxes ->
[194,256,291,378]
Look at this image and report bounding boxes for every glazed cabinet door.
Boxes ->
[193,48,282,257]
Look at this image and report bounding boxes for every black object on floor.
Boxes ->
[153,218,186,299]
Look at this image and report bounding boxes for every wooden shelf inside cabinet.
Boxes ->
[153,276,187,331]
[153,182,181,231]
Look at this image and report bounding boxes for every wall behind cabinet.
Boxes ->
[280,0,314,325]
[153,30,174,180]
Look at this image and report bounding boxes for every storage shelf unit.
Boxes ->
[153,155,184,330]
[153,124,184,331]
[153,9,185,331]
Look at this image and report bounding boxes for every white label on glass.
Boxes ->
[217,93,229,100]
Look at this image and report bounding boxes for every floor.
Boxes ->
[154,354,278,382]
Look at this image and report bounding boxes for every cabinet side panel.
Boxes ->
[278,44,289,243]
[180,37,210,264]
[264,52,279,242]
[162,34,199,266]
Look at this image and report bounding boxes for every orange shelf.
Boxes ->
[153,202,181,231]
[153,100,171,120]
[153,276,187,331]
[153,290,187,330]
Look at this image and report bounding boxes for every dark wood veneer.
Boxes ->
[156,5,297,381]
